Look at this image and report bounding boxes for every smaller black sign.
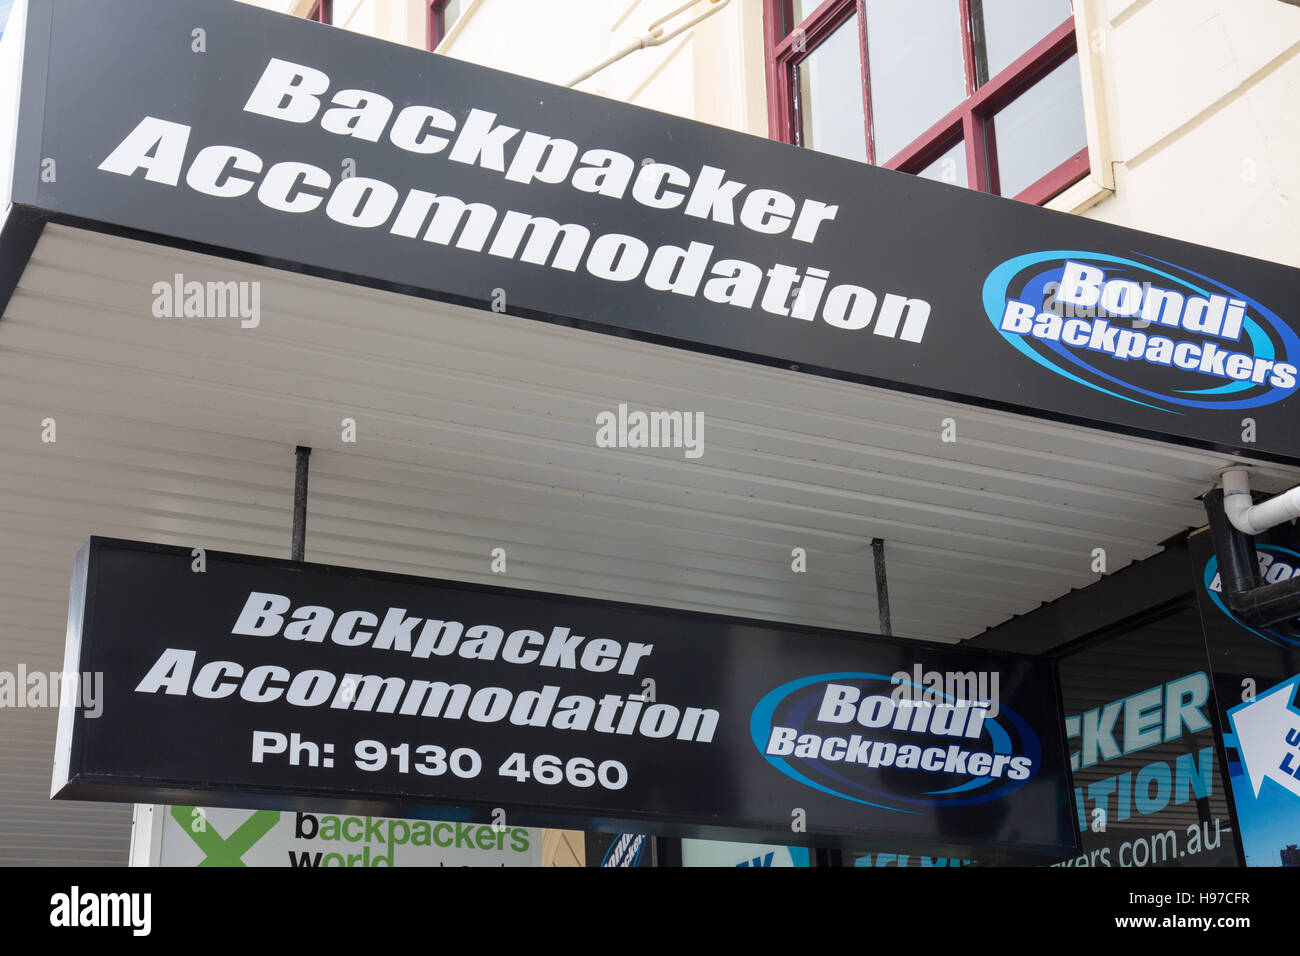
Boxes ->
[53,538,1076,858]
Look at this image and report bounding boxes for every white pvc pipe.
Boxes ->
[1221,467,1300,535]
[565,0,733,88]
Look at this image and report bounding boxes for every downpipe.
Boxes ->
[1204,470,1300,628]
[1220,465,1300,534]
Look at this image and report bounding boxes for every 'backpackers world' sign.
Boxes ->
[54,538,1075,860]
[143,805,541,867]
[5,0,1300,461]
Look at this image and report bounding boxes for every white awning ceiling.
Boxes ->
[2,222,1297,863]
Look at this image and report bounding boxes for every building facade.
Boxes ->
[1,0,1298,867]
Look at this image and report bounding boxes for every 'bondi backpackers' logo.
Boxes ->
[1204,545,1300,649]
[984,251,1299,414]
[750,673,1041,812]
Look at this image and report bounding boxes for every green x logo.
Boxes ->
[171,805,281,866]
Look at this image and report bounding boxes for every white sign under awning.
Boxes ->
[130,804,542,867]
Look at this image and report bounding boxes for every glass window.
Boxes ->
[796,15,868,164]
[768,0,1087,205]
[989,54,1086,198]
[441,0,464,34]
[916,140,969,188]
[864,0,968,162]
[971,0,1074,84]
[790,0,818,30]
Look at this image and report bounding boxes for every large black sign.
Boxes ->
[6,0,1300,462]
[53,538,1075,859]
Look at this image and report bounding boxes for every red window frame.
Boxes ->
[764,0,1088,206]
[307,1,331,24]
[428,0,455,50]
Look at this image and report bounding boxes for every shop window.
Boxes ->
[428,0,464,50]
[765,0,1089,205]
[307,1,331,24]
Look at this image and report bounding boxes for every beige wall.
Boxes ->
[439,0,769,136]
[1077,0,1300,267]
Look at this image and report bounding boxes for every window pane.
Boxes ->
[441,0,463,33]
[916,141,968,188]
[796,15,868,164]
[790,0,817,31]
[990,54,1086,198]
[971,0,1074,85]
[865,0,967,162]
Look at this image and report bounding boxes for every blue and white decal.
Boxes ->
[1204,545,1300,648]
[984,251,1299,413]
[750,672,1041,812]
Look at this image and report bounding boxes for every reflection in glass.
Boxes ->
[990,55,1086,198]
[790,0,817,31]
[916,141,969,188]
[865,0,967,162]
[971,0,1073,85]
[796,15,868,164]
[441,0,464,35]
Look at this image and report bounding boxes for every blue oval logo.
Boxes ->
[983,251,1299,413]
[1203,545,1300,648]
[750,672,1041,812]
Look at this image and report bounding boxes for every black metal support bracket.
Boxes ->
[1203,488,1300,627]
[871,537,891,637]
[292,445,311,562]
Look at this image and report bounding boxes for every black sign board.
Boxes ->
[53,538,1076,859]
[1189,527,1300,866]
[6,0,1300,462]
